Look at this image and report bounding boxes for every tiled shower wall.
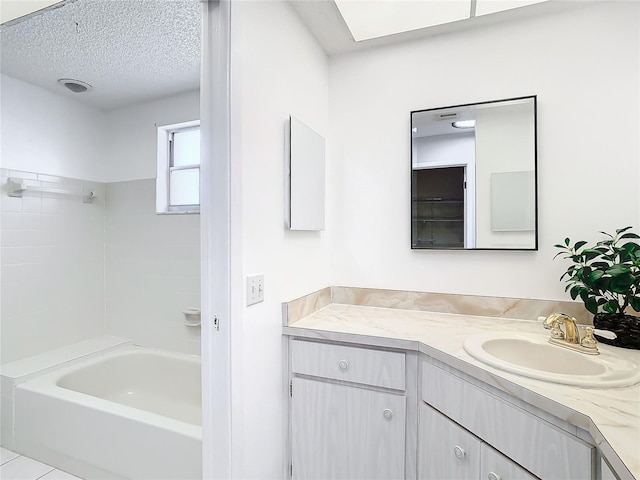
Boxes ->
[0,169,106,364]
[0,172,201,364]
[105,179,200,355]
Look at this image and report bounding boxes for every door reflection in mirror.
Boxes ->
[411,96,537,250]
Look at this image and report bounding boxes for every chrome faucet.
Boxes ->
[542,313,601,355]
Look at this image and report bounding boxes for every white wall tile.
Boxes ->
[0,175,106,364]
[104,179,200,355]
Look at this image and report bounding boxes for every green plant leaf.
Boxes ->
[615,226,633,234]
[573,240,588,251]
[581,249,603,261]
[564,237,570,246]
[585,297,598,314]
[610,272,635,293]
[588,270,605,283]
[590,262,611,269]
[569,285,582,300]
[606,264,631,276]
[594,276,610,291]
[599,231,614,239]
[579,289,592,302]
[603,300,619,313]
[621,233,640,239]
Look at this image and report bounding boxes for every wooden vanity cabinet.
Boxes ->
[421,361,595,480]
[289,340,408,480]
[287,338,607,480]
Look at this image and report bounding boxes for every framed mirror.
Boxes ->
[411,96,537,250]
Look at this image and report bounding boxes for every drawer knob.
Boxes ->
[338,360,349,370]
[453,446,465,460]
[383,409,393,420]
[487,473,502,480]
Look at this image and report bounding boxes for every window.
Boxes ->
[156,120,200,213]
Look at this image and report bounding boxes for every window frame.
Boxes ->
[156,120,201,214]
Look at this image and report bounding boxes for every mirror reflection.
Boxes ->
[411,96,537,250]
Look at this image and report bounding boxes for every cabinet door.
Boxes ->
[291,377,406,480]
[418,403,481,480]
[481,443,539,480]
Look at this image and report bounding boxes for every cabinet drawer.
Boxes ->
[419,403,481,480]
[291,340,405,390]
[422,362,594,480]
[481,443,539,480]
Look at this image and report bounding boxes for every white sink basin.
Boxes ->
[463,333,640,388]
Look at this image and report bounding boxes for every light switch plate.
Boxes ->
[246,274,264,306]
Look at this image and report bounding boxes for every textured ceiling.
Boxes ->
[0,0,200,110]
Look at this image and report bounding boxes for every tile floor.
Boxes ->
[1,447,82,480]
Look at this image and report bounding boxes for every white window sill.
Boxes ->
[156,209,200,215]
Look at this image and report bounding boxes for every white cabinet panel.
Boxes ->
[481,443,539,480]
[291,377,406,480]
[423,362,594,480]
[418,403,481,480]
[601,458,618,480]
[291,340,405,390]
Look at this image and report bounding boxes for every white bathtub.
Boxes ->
[12,345,202,480]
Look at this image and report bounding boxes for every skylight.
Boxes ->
[475,0,550,17]
[335,0,551,42]
[335,1,471,42]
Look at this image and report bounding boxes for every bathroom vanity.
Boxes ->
[283,287,640,480]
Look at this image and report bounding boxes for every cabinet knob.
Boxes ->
[453,445,465,460]
[383,409,393,420]
[487,473,502,480]
[338,360,349,370]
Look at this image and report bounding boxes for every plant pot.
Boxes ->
[593,313,640,350]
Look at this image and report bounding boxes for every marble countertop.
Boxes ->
[284,303,640,480]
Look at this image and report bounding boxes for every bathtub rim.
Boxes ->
[16,344,202,439]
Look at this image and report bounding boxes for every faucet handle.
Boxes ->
[593,329,617,340]
[540,314,566,339]
[576,324,617,340]
[580,327,598,350]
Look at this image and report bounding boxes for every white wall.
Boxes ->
[0,75,107,181]
[328,1,639,300]
[104,90,200,182]
[413,132,474,168]
[229,1,331,477]
[0,169,106,363]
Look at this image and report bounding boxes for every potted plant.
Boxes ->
[554,226,640,349]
